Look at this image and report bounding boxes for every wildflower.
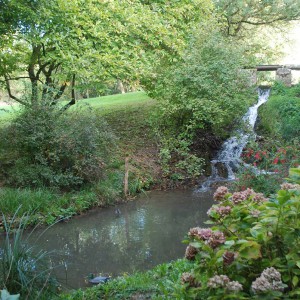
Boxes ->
[213,186,229,201]
[181,272,201,288]
[251,267,285,294]
[273,157,279,164]
[185,245,198,261]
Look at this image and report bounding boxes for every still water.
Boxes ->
[33,189,213,289]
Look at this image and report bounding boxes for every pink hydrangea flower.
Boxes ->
[213,186,229,201]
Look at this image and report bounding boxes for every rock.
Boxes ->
[276,68,292,87]
[89,276,111,285]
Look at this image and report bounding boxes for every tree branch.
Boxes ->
[3,74,28,106]
[62,74,76,110]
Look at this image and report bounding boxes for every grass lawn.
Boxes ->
[77,91,152,110]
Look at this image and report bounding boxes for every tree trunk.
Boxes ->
[116,79,125,94]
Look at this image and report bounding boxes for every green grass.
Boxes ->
[77,91,152,110]
[0,187,103,226]
[0,91,151,117]
[58,259,194,300]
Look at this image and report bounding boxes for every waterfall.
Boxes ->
[199,88,270,191]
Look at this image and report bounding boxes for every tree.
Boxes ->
[214,0,300,36]
[0,0,212,107]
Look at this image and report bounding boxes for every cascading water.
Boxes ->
[199,88,270,191]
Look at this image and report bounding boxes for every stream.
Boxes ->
[32,189,214,289]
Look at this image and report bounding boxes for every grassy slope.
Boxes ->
[0,92,160,225]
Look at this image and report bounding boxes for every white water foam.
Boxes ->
[198,88,270,191]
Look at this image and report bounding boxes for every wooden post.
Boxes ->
[124,157,129,198]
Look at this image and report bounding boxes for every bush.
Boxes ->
[259,82,300,142]
[148,21,256,179]
[234,142,300,195]
[0,103,116,190]
[178,171,300,299]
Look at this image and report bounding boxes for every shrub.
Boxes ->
[148,21,256,179]
[259,82,300,142]
[179,170,300,299]
[0,103,115,190]
[234,142,300,195]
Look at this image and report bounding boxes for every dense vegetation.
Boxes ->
[1,0,300,298]
[57,84,300,299]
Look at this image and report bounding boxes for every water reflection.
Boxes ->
[32,189,213,289]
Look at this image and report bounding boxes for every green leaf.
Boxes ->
[293,276,299,287]
[277,189,291,205]
[239,241,262,259]
[190,242,203,248]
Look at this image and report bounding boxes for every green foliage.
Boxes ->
[178,173,300,299]
[234,142,300,195]
[94,171,124,205]
[59,259,193,300]
[0,103,115,189]
[159,136,205,181]
[0,187,104,227]
[215,0,300,37]
[150,20,255,180]
[0,0,212,105]
[0,210,58,298]
[259,82,300,142]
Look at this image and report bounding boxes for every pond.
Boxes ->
[33,189,214,289]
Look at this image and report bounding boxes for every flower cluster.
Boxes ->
[250,209,261,218]
[188,227,212,240]
[184,245,198,261]
[230,188,268,204]
[251,192,268,203]
[207,275,243,292]
[231,191,248,204]
[280,182,300,191]
[207,205,231,218]
[188,227,226,249]
[222,251,236,266]
[251,267,285,294]
[181,272,201,288]
[213,186,229,201]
